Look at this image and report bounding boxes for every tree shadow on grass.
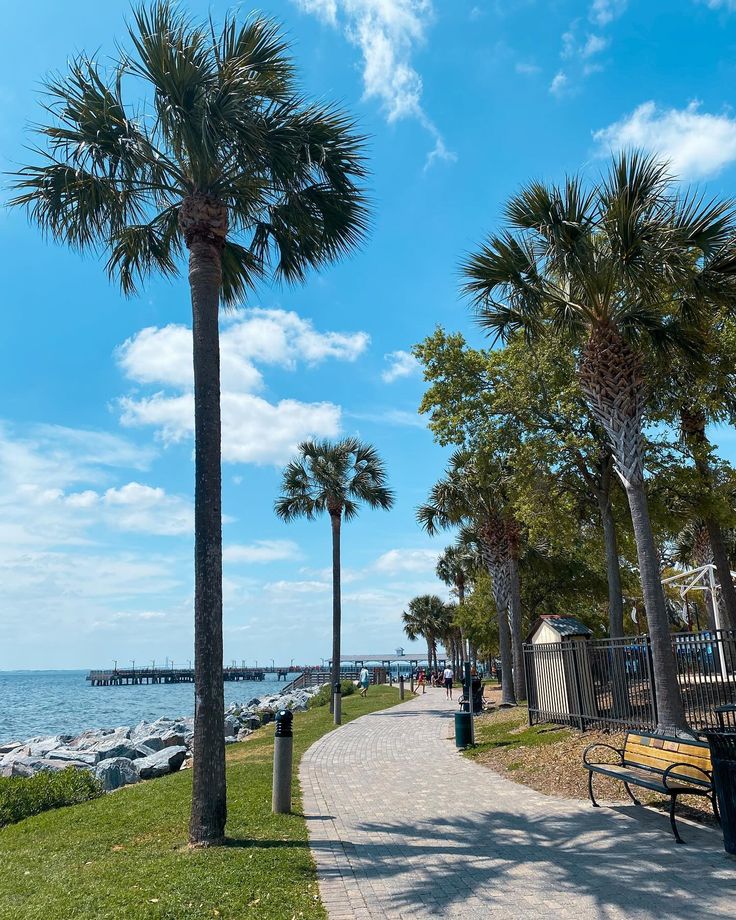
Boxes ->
[310,805,735,918]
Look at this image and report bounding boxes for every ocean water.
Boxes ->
[0,671,300,743]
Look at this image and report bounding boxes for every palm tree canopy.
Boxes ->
[275,437,394,522]
[416,448,505,536]
[402,595,449,642]
[9,0,370,304]
[436,542,480,592]
[462,152,736,353]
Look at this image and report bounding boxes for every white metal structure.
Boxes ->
[662,563,735,632]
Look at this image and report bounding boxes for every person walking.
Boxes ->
[415,669,426,695]
[443,665,454,700]
[359,666,370,698]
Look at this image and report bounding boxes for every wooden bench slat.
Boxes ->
[624,746,710,770]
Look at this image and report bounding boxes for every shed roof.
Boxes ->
[525,615,593,644]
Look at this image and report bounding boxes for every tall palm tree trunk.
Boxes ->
[187,233,226,846]
[580,324,688,732]
[598,493,625,638]
[330,511,342,725]
[508,556,526,701]
[488,559,516,706]
[626,481,688,730]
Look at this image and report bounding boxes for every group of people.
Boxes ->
[413,666,457,698]
[413,665,485,707]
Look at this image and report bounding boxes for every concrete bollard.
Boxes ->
[272,709,293,814]
[399,676,405,700]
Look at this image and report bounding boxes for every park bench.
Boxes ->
[583,731,718,844]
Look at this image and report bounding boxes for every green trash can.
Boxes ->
[455,711,472,749]
[703,730,736,856]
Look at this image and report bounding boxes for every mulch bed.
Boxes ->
[469,688,718,829]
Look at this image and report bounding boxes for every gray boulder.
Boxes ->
[134,745,187,779]
[161,729,187,748]
[95,757,140,791]
[47,749,100,766]
[243,716,261,731]
[94,739,141,761]
[236,728,252,741]
[136,735,165,753]
[223,715,239,737]
[0,741,22,756]
[27,737,64,757]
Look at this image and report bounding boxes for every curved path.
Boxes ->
[300,687,735,920]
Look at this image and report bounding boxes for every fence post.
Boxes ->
[569,641,586,731]
[645,636,659,727]
[523,644,532,727]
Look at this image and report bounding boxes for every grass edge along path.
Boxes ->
[0,685,406,920]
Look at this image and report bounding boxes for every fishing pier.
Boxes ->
[86,665,282,687]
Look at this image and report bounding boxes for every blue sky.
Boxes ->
[2,0,736,669]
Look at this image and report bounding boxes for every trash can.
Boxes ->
[703,730,736,856]
[454,711,472,749]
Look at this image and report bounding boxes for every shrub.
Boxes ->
[0,768,102,828]
[307,679,356,708]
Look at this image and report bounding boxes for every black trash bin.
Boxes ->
[703,730,736,856]
[454,711,472,749]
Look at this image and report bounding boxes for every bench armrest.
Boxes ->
[662,762,712,790]
[583,743,624,767]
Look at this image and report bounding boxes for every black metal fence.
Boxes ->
[525,629,736,732]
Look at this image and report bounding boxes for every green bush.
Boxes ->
[0,768,102,828]
[307,679,356,708]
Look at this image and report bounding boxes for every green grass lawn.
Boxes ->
[0,686,404,920]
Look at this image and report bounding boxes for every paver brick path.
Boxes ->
[300,687,735,919]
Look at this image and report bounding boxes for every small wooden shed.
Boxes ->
[525,616,596,725]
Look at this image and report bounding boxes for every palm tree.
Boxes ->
[402,595,448,672]
[462,152,736,732]
[11,2,369,845]
[417,450,518,706]
[275,438,394,724]
[436,543,478,665]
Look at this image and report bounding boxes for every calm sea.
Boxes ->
[0,671,300,743]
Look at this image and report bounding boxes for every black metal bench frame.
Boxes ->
[583,734,719,844]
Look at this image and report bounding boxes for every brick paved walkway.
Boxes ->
[300,687,735,919]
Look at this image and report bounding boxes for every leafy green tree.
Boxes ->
[415,328,628,638]
[275,438,394,724]
[11,2,370,844]
[402,595,449,671]
[462,153,736,732]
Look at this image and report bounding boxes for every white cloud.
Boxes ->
[381,349,420,383]
[582,34,608,58]
[589,0,627,25]
[374,547,439,574]
[593,101,736,179]
[223,540,302,564]
[549,71,568,96]
[292,0,453,167]
[117,309,365,465]
[515,61,541,76]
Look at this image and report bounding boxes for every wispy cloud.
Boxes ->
[594,101,736,179]
[292,1,454,168]
[381,349,420,383]
[223,540,302,564]
[549,71,569,97]
[589,0,628,25]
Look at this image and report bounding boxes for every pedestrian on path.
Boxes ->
[443,665,454,700]
[359,666,370,697]
[415,669,426,694]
